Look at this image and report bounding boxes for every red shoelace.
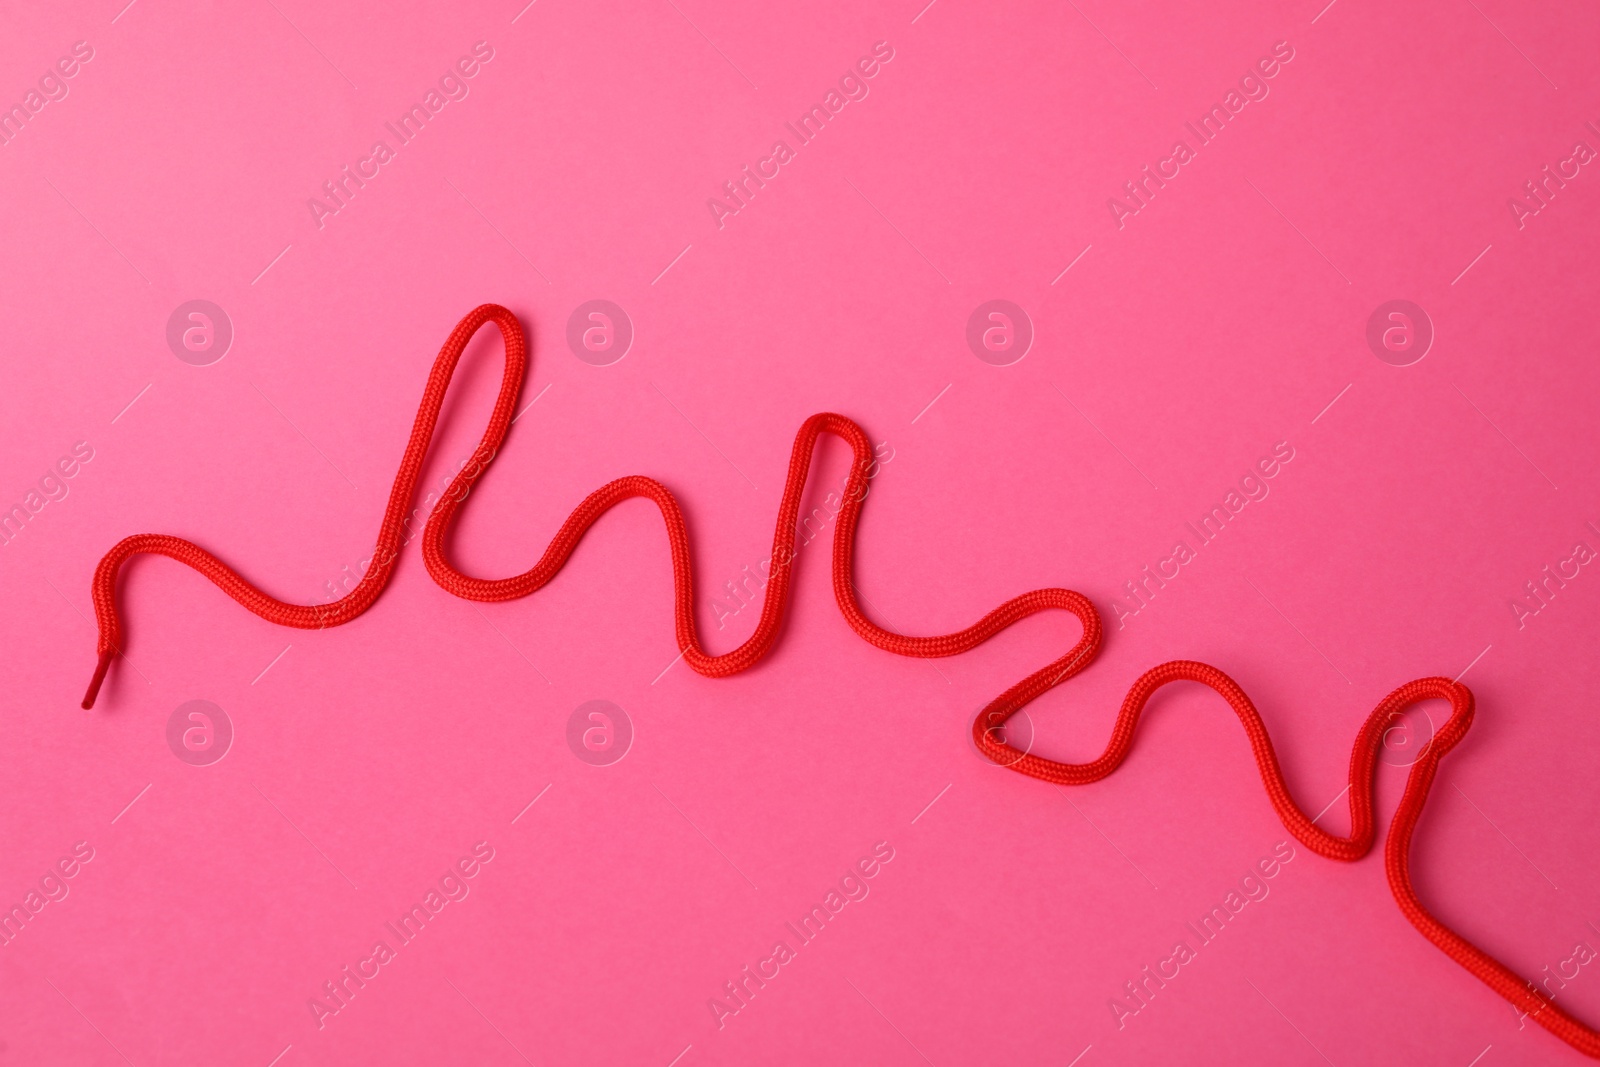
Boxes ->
[81,304,1598,1059]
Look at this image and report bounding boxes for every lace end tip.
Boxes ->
[82,650,113,710]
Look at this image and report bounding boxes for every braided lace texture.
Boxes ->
[82,304,1599,1059]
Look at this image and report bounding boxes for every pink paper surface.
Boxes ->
[2,1,1598,1063]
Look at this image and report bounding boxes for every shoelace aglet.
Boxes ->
[82,649,113,710]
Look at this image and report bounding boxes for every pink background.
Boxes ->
[2,0,1598,1063]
